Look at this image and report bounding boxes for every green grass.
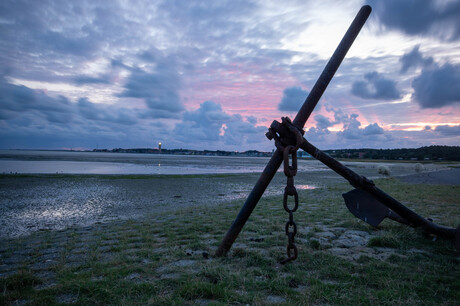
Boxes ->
[1,178,459,305]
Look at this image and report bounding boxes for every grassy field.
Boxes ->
[1,177,459,305]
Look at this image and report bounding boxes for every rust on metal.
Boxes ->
[215,4,459,261]
[300,138,457,239]
[215,5,373,259]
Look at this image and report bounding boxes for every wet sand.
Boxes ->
[399,167,460,185]
[0,171,337,239]
[1,161,457,239]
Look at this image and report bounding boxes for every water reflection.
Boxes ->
[297,184,317,190]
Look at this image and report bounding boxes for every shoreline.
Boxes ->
[1,165,459,240]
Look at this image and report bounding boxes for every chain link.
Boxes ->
[266,116,304,264]
[280,145,299,264]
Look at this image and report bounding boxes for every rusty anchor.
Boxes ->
[215,5,460,262]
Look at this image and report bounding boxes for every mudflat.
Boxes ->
[1,162,457,239]
[399,167,460,185]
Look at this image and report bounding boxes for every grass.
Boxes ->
[0,177,459,305]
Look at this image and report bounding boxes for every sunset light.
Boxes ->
[0,0,458,150]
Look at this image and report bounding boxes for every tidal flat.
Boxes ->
[1,161,453,239]
[0,163,459,305]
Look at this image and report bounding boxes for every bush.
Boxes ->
[414,163,424,173]
[377,165,391,177]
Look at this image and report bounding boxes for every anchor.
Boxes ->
[215,5,460,262]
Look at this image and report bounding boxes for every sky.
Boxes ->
[0,0,459,151]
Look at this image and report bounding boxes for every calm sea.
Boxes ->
[0,150,329,175]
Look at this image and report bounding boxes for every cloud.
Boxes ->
[368,0,460,41]
[175,101,231,142]
[246,115,257,125]
[0,76,139,126]
[434,125,460,137]
[0,76,151,150]
[339,113,362,139]
[363,123,384,135]
[411,63,460,108]
[351,72,401,100]
[77,98,137,125]
[277,86,308,112]
[314,114,334,130]
[118,61,184,117]
[39,30,100,58]
[400,45,434,73]
[304,126,331,142]
[0,77,73,121]
[174,101,265,147]
[74,75,111,85]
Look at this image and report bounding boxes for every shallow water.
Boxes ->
[0,150,452,239]
[0,150,329,175]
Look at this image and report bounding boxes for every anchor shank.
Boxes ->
[300,138,456,238]
[215,149,284,257]
[215,5,373,257]
[293,5,371,129]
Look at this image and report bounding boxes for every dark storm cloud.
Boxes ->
[412,63,460,108]
[400,45,434,73]
[368,0,460,41]
[351,72,401,100]
[278,87,308,112]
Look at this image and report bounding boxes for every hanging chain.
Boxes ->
[280,145,299,264]
[267,117,304,264]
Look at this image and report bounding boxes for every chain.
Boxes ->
[280,145,299,264]
[266,117,303,264]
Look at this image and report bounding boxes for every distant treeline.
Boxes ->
[92,145,460,161]
[94,148,272,157]
[324,146,460,161]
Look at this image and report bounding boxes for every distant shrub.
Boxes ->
[377,165,391,177]
[414,163,424,173]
